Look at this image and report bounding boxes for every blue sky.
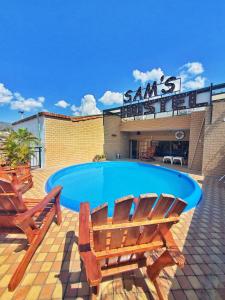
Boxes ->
[0,0,225,122]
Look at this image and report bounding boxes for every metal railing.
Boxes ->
[30,147,42,168]
[0,146,42,169]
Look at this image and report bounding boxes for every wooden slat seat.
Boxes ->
[79,193,187,299]
[0,177,62,291]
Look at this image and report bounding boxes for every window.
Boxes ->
[154,141,189,158]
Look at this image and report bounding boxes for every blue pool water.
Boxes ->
[46,161,202,215]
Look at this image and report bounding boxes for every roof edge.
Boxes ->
[12,112,103,125]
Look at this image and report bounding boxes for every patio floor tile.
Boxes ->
[0,163,225,299]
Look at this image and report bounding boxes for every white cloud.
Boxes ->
[0,83,46,112]
[133,68,164,84]
[71,94,101,116]
[178,61,206,91]
[132,62,206,92]
[55,100,70,108]
[10,93,45,112]
[182,76,206,90]
[180,62,204,75]
[0,83,13,104]
[99,91,123,105]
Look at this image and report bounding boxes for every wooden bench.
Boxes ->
[79,193,187,299]
[0,177,62,291]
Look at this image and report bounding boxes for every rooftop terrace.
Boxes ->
[0,163,225,299]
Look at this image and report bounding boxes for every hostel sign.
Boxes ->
[121,76,210,118]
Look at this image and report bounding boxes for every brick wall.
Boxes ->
[188,111,206,171]
[44,116,104,167]
[103,115,129,160]
[202,101,225,176]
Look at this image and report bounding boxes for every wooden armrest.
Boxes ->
[18,186,62,219]
[0,169,17,175]
[17,174,32,182]
[79,202,102,285]
[79,202,91,246]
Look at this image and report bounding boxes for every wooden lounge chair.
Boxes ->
[79,193,187,300]
[0,177,62,291]
[0,165,33,194]
[140,146,156,161]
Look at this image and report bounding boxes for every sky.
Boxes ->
[0,0,225,123]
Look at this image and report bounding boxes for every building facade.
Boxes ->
[12,85,225,176]
[13,113,104,168]
[103,85,225,176]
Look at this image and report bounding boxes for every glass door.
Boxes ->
[130,140,138,159]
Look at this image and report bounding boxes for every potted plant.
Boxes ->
[2,128,39,168]
[93,154,106,162]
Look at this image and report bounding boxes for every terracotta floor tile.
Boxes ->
[52,283,65,299]
[0,264,10,275]
[0,165,224,299]
[21,273,37,286]
[12,286,31,300]
[28,262,43,273]
[39,284,55,299]
[35,252,48,262]
[25,286,42,300]
[46,272,59,284]
[51,261,62,272]
[46,253,57,262]
[34,272,49,285]
[40,262,53,273]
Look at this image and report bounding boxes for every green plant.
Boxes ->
[93,154,106,162]
[3,128,39,167]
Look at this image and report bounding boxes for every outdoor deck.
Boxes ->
[0,162,225,300]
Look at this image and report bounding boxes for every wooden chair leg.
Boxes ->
[147,249,185,281]
[146,249,185,300]
[55,194,62,225]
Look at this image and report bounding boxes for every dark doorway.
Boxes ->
[130,140,138,159]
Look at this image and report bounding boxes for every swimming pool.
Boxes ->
[46,161,202,215]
